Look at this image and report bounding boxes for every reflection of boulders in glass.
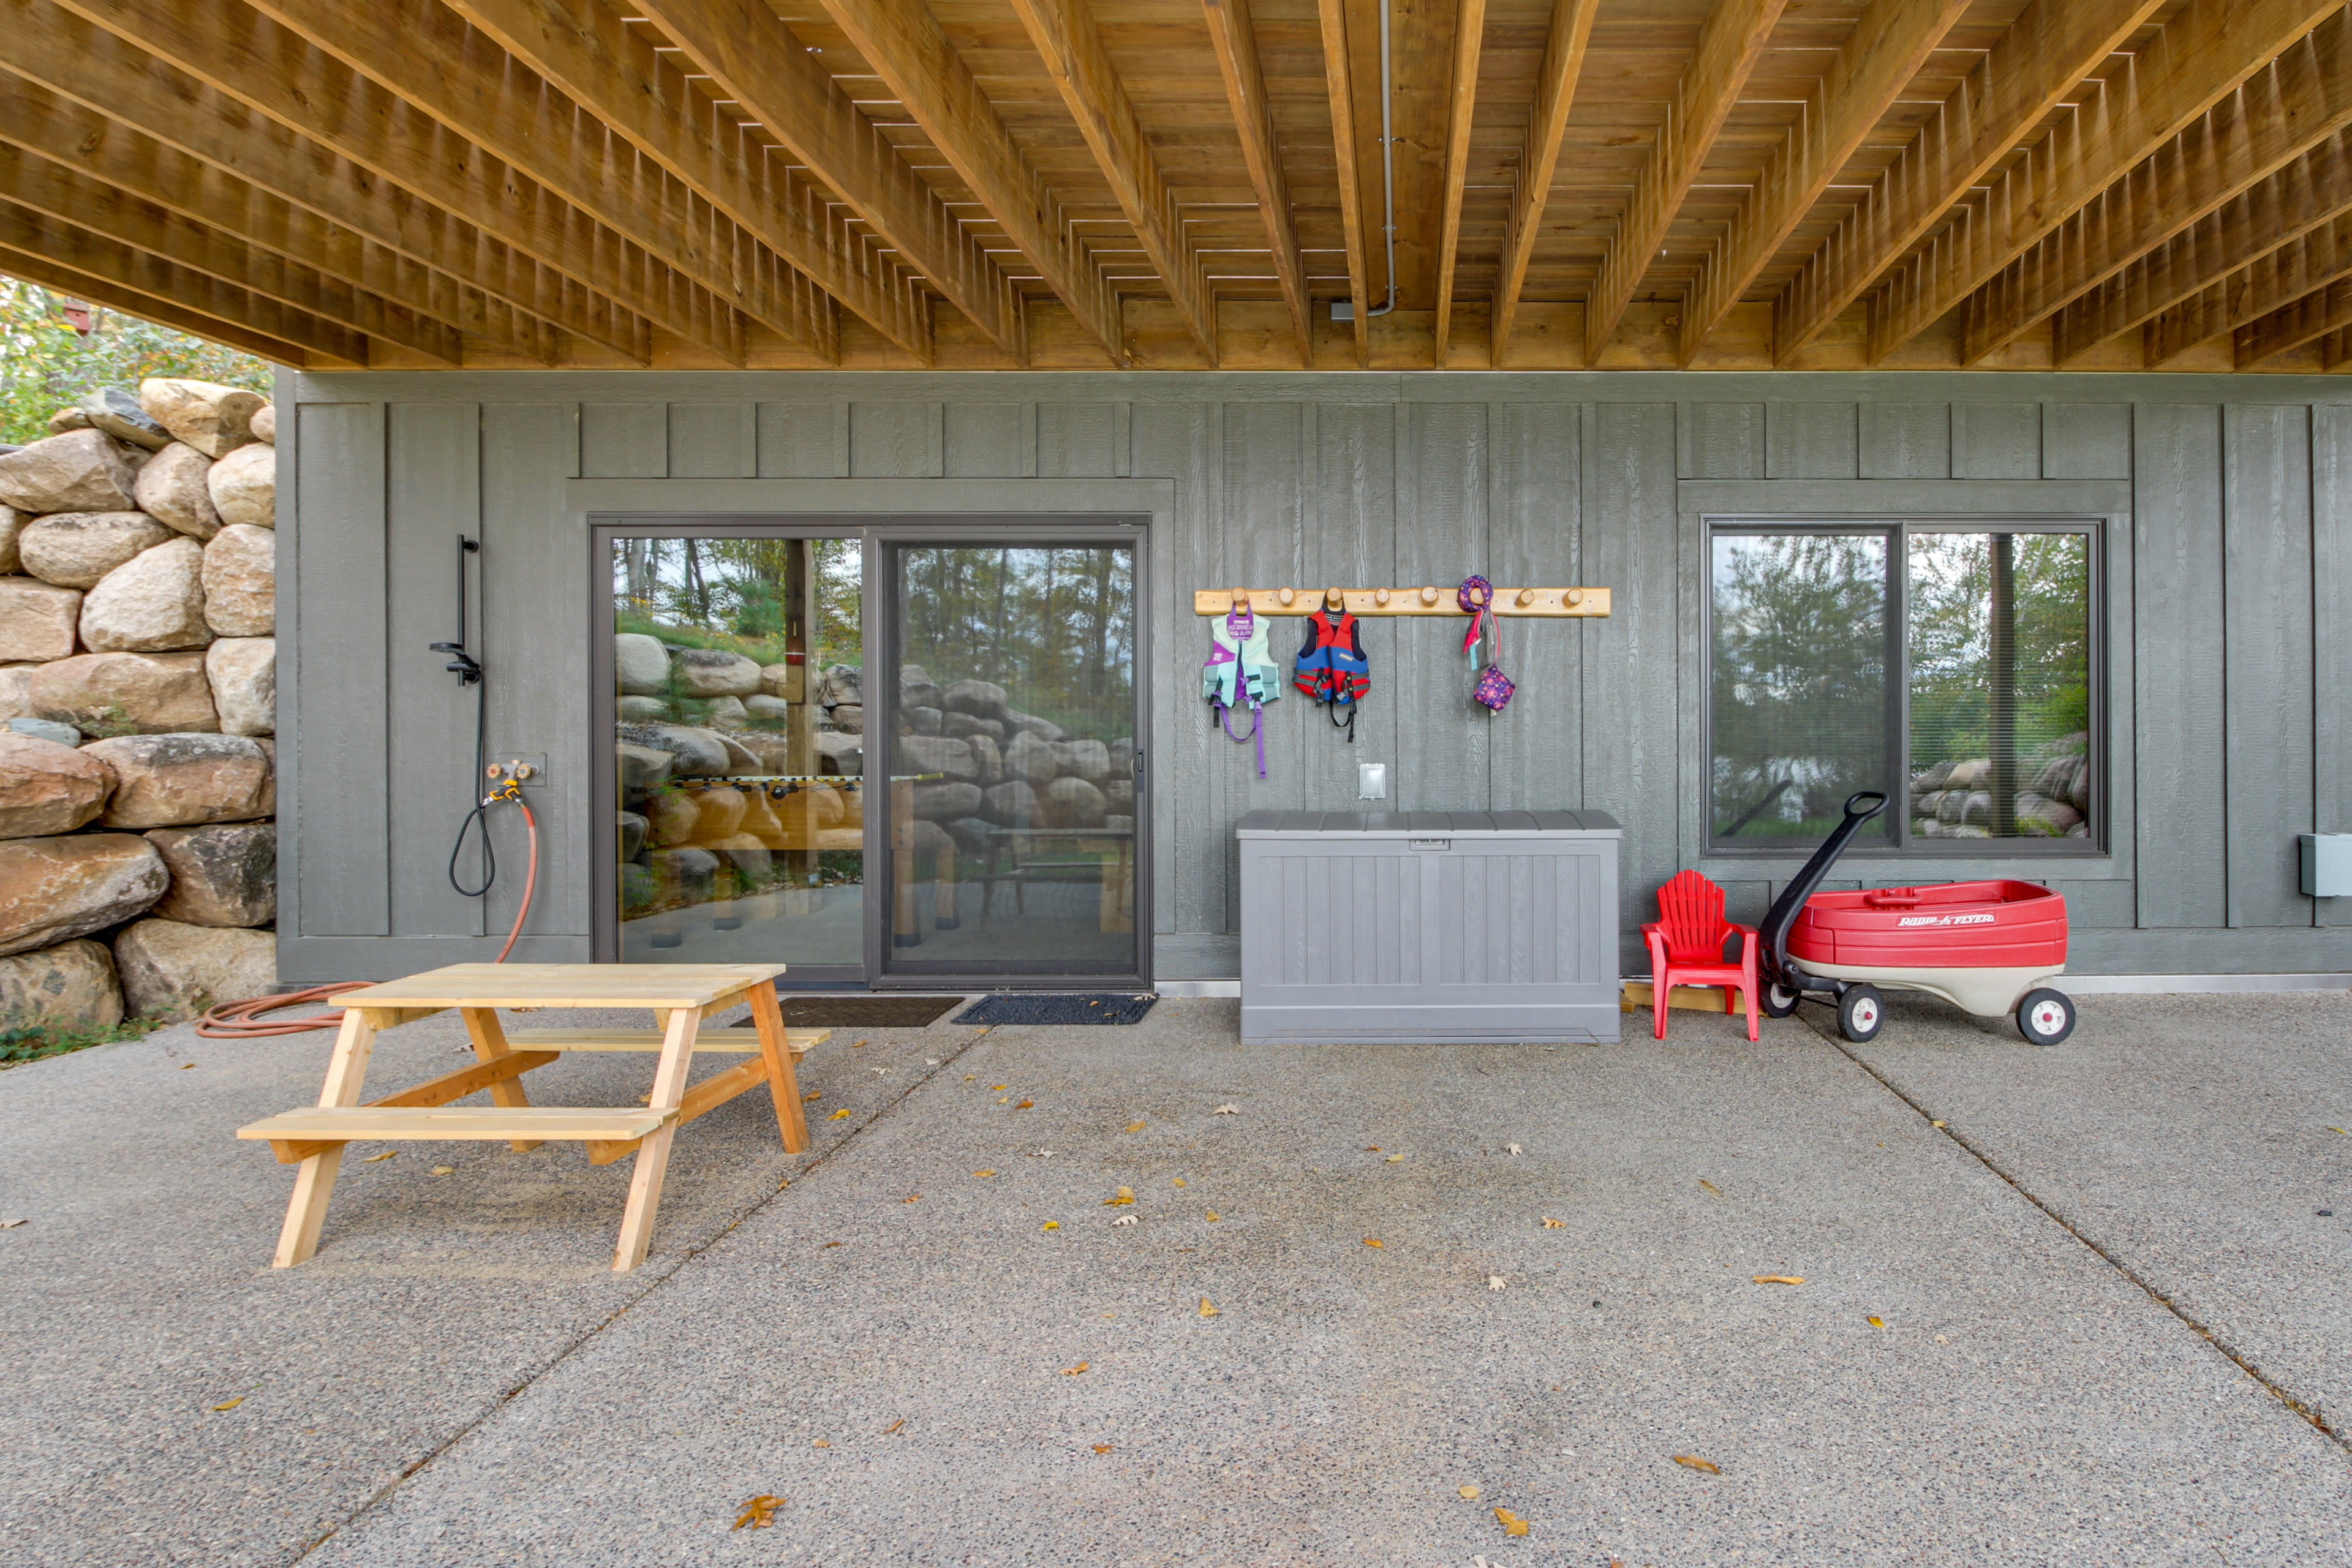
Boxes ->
[911,781,983,821]
[815,731,862,775]
[830,703,864,734]
[899,734,978,781]
[943,679,1009,723]
[1004,711,1065,742]
[617,722,731,777]
[903,705,941,736]
[966,733,1002,788]
[617,811,646,860]
[673,647,762,697]
[1003,730,1058,785]
[1044,776,1107,828]
[617,695,671,722]
[1910,733,2090,839]
[942,709,1005,743]
[900,663,943,714]
[985,780,1040,827]
[943,816,994,855]
[614,633,669,694]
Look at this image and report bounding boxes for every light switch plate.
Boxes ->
[1357,761,1388,800]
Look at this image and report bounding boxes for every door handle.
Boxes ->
[1134,750,1145,775]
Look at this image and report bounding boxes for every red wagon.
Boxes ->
[1756,793,2077,1046]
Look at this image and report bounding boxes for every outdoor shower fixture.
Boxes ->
[429,533,483,685]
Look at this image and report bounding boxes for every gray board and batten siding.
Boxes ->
[273,369,2352,984]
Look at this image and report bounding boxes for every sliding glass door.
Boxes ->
[597,521,1146,987]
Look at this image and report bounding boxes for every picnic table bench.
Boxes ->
[238,963,823,1272]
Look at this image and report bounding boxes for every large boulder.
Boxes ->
[206,443,275,529]
[133,442,224,540]
[699,695,748,729]
[814,730,862,777]
[204,637,274,736]
[758,663,797,699]
[690,786,747,842]
[1044,776,1108,829]
[144,822,275,926]
[0,665,35,723]
[0,429,140,513]
[966,733,1003,788]
[910,780,984,821]
[0,578,82,662]
[29,651,216,735]
[616,695,669,722]
[78,387,172,450]
[717,732,764,775]
[1004,710,1066,742]
[983,780,1041,827]
[942,679,1011,722]
[644,790,698,846]
[113,918,276,1021]
[647,845,717,905]
[727,731,796,774]
[615,742,673,794]
[942,816,995,856]
[616,810,647,861]
[0,833,168,957]
[18,511,173,589]
[48,406,88,435]
[80,537,211,652]
[0,733,115,839]
[1003,729,1061,785]
[613,633,669,695]
[742,693,791,726]
[941,709,1006,744]
[1103,778,1136,815]
[0,505,23,572]
[903,704,942,736]
[614,722,731,777]
[829,703,864,734]
[900,664,943,713]
[898,734,978,782]
[199,524,273,636]
[1052,738,1113,785]
[817,664,862,707]
[671,647,761,697]
[81,734,273,828]
[0,938,124,1031]
[249,404,276,444]
[138,379,265,459]
[9,718,80,747]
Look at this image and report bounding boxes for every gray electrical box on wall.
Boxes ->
[1235,810,1623,1044]
[2301,833,2352,896]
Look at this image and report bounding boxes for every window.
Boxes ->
[1708,521,2096,853]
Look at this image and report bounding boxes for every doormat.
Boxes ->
[729,995,966,1030]
[953,993,1158,1026]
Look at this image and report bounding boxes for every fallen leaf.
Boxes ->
[179,1062,195,1069]
[1015,1099,1033,1109]
[1867,1316,1885,1329]
[1125,1121,1146,1132]
[1031,1148,1056,1158]
[1041,1220,1060,1231]
[965,1074,978,1081]
[972,1169,997,1178]
[902,1194,921,1203]
[993,1085,1009,1091]
[852,1038,867,1047]
[1363,1237,1384,1248]
[1212,1104,1238,1114]
[1488,1276,1509,1291]
[1753,1275,1805,1285]
[1458,1485,1480,1499]
[802,1090,822,1102]
[1172,1177,1186,1187]
[1105,1186,1136,1206]
[1198,1298,1218,1317]
[1542,1217,1565,1228]
[1061,1362,1089,1376]
[1506,1144,1523,1156]
[997,1097,1011,1105]
[1366,1145,1381,1153]
[821,1240,843,1248]
[1385,1153,1404,1163]
[361,1150,398,1163]
[830,1109,853,1120]
[1673,1455,1721,1475]
[812,1439,829,1448]
[1698,1179,1724,1197]
[1110,1215,1137,1227]
[1204,1210,1221,1223]
[1093,1444,1114,1453]
[733,1494,785,1531]
[0,1219,24,1229]
[1934,1334,1950,1344]
[1493,1507,1529,1536]
[210,1396,244,1411]
[431,1166,454,1176]
[2330,1126,2348,1135]
[883,1419,905,1434]
[1931,1120,1947,1128]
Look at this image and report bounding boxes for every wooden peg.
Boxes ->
[1374,587,1391,606]
[1276,586,1295,606]
[1565,587,1582,607]
[1515,587,1537,607]
[1419,585,1439,606]
[1325,586,1344,611]
[1231,586,1249,609]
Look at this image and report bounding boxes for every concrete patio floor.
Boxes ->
[2,991,2347,1566]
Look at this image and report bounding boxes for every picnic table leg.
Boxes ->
[461,1006,543,1153]
[747,982,809,1153]
[611,1005,699,1272]
[273,1005,381,1267]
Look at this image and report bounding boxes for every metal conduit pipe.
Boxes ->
[1368,0,1398,317]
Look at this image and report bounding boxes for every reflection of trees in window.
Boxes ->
[898,548,1134,740]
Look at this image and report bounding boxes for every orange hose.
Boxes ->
[198,796,542,1038]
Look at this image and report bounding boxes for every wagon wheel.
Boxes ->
[1760,981,1803,1019]
[1836,985,1884,1044]
[2015,988,2076,1046]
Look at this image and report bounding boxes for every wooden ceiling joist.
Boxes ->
[1014,0,1217,361]
[2143,210,2352,364]
[0,72,560,366]
[4,7,652,363]
[1430,0,1484,368]
[0,237,325,364]
[2049,130,2352,367]
[813,0,1125,361]
[1968,9,2352,366]
[1314,0,1370,366]
[444,0,935,361]
[1679,0,1969,364]
[1582,0,1788,363]
[618,0,1022,357]
[1490,0,1599,363]
[1866,0,2346,363]
[2239,275,2352,365]
[1203,0,1313,366]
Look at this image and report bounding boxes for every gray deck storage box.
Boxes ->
[1236,810,1622,1044]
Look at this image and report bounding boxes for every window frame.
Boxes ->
[1701,514,2106,859]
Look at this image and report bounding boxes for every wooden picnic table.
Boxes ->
[237,963,825,1272]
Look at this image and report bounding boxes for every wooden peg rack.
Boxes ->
[1193,585,1611,617]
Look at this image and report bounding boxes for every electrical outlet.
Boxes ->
[1357,761,1388,800]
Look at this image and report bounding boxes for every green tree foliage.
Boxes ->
[0,279,274,446]
[1907,532,2090,769]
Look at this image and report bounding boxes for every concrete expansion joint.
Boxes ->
[1805,1014,2347,1455]
[284,1020,996,1563]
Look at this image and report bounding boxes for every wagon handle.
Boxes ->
[1757,791,1890,988]
[1861,889,1923,907]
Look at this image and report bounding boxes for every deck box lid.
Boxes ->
[1233,809,1621,837]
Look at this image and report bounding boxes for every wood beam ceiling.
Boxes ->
[1314,0,1371,366]
[1202,0,1313,366]
[812,0,1125,362]
[2143,211,2352,364]
[1865,0,2345,363]
[1583,0,1789,363]
[1431,0,1484,368]
[0,235,325,364]
[2240,275,2352,365]
[1491,0,1599,363]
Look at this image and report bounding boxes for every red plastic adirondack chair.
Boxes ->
[1642,869,1761,1041]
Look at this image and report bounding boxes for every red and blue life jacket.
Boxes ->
[1293,609,1370,741]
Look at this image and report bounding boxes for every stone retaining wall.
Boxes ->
[0,380,277,1031]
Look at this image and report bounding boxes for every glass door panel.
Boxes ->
[609,534,865,970]
[883,543,1139,978]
